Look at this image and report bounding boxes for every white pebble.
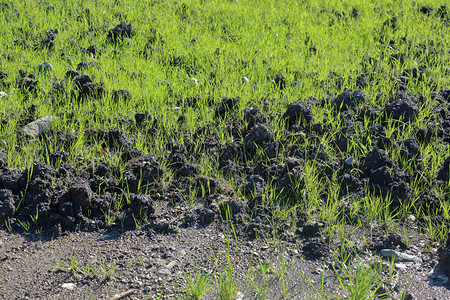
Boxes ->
[61,283,76,290]
[190,77,199,85]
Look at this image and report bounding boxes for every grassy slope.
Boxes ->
[0,0,450,298]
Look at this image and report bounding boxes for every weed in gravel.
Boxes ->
[214,256,238,300]
[55,249,116,281]
[182,268,212,300]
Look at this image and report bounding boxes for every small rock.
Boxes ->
[312,268,322,274]
[37,62,54,74]
[241,76,249,83]
[61,283,76,290]
[406,215,416,222]
[0,91,7,98]
[97,234,111,241]
[395,263,407,270]
[251,251,259,257]
[158,268,171,276]
[166,261,177,269]
[344,156,353,165]
[235,291,244,300]
[155,219,170,232]
[22,116,54,138]
[190,78,199,85]
[380,249,422,263]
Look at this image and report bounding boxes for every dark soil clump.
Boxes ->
[332,89,367,112]
[283,100,313,126]
[112,89,132,101]
[107,22,134,42]
[215,97,240,118]
[244,124,274,154]
[384,95,419,122]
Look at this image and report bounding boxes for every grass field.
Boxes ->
[0,0,450,299]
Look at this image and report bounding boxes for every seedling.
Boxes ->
[182,268,212,300]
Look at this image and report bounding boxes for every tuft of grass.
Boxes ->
[182,268,212,300]
[55,249,116,281]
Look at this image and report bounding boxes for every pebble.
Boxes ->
[0,91,7,98]
[144,244,159,251]
[158,268,171,276]
[313,267,322,274]
[190,77,199,85]
[235,291,244,300]
[166,261,177,269]
[97,234,111,241]
[344,156,353,165]
[241,76,249,83]
[61,283,76,290]
[406,215,416,222]
[395,263,407,271]
[380,249,422,263]
[37,62,55,74]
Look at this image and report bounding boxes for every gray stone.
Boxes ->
[344,156,353,165]
[22,116,54,138]
[235,292,244,300]
[166,261,177,269]
[158,268,171,276]
[380,249,422,263]
[37,62,55,74]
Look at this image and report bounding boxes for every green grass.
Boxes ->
[1,0,450,298]
[56,249,116,282]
